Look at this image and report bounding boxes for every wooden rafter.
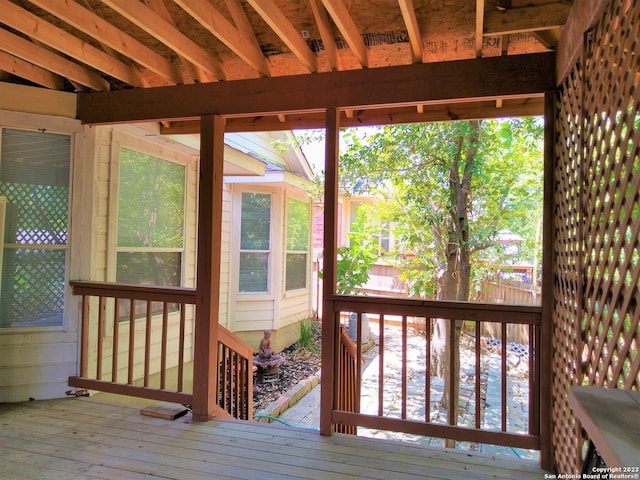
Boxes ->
[224,0,264,55]
[143,0,201,84]
[0,0,142,87]
[245,0,318,72]
[320,0,368,68]
[475,0,485,57]
[531,29,561,50]
[308,0,340,71]
[173,0,271,77]
[484,3,571,36]
[397,0,423,63]
[0,28,109,91]
[101,0,226,80]
[27,0,180,85]
[0,51,66,90]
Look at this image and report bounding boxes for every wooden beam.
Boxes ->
[397,0,423,63]
[159,97,544,133]
[173,0,271,77]
[102,0,226,80]
[78,52,555,124]
[556,0,609,85]
[28,0,180,85]
[320,0,368,68]
[192,114,225,421]
[309,0,340,71]
[245,0,318,72]
[0,28,109,91]
[0,0,142,87]
[484,3,571,36]
[0,51,65,90]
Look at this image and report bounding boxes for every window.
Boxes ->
[286,198,309,291]
[239,192,271,293]
[116,148,185,288]
[0,128,70,328]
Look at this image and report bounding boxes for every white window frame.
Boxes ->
[233,186,278,299]
[108,132,188,288]
[284,195,311,293]
[0,126,73,331]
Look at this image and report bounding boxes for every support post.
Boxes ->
[539,89,555,470]
[192,114,225,421]
[320,107,340,435]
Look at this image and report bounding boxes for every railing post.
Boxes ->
[192,114,225,421]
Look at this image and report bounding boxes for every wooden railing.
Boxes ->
[69,281,253,420]
[335,327,358,434]
[217,324,253,419]
[324,295,543,450]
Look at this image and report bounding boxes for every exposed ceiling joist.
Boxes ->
[320,0,369,68]
[531,29,561,50]
[224,0,266,59]
[484,3,572,36]
[476,0,486,57]
[102,0,226,80]
[143,0,203,85]
[397,0,423,63]
[308,0,340,71]
[0,0,142,87]
[27,0,180,85]
[0,28,109,91]
[245,0,318,72]
[0,51,66,90]
[173,0,271,77]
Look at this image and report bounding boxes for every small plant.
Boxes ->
[298,318,319,353]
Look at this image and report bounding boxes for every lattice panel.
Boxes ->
[0,178,68,327]
[581,0,640,391]
[552,64,584,474]
[552,0,640,473]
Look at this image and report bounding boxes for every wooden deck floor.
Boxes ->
[0,397,546,480]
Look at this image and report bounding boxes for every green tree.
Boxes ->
[338,119,544,425]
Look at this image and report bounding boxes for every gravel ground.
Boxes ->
[252,323,321,412]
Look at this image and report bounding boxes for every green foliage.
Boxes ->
[298,318,319,352]
[338,118,544,300]
[335,207,380,294]
[118,148,185,249]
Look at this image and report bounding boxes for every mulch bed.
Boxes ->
[252,322,322,413]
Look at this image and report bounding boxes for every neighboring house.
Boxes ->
[0,86,313,402]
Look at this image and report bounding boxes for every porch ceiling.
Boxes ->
[0,0,569,128]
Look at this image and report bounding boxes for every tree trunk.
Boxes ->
[431,121,481,448]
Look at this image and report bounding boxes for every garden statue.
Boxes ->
[254,329,284,384]
[259,329,274,359]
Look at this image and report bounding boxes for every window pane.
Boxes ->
[116,252,181,287]
[286,253,307,291]
[239,252,268,292]
[118,148,184,249]
[240,193,270,250]
[286,198,309,251]
[0,129,70,328]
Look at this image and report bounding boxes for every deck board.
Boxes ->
[0,398,546,480]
